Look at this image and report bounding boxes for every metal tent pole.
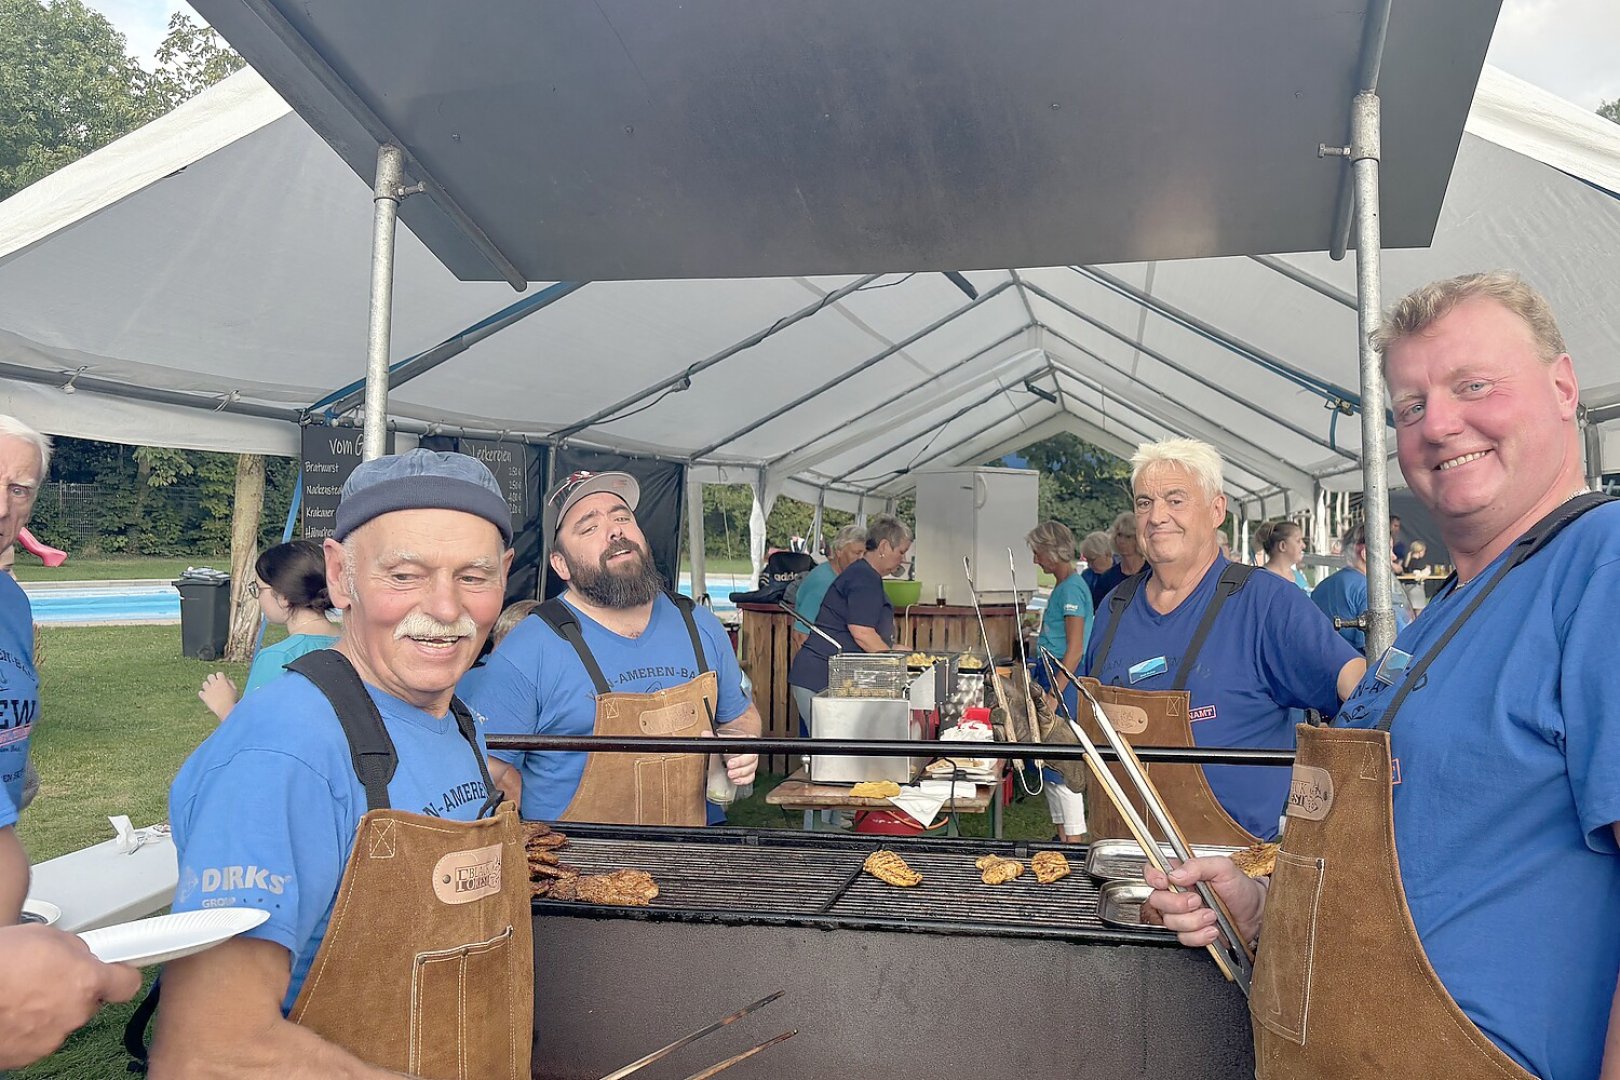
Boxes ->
[1344,91,1396,659]
[362,145,409,462]
[685,473,707,603]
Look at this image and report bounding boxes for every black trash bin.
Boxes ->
[173,568,231,661]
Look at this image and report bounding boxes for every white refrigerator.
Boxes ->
[911,467,1040,605]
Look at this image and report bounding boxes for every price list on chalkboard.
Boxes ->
[299,427,392,539]
[457,438,528,531]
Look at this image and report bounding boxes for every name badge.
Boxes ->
[1374,647,1414,687]
[1128,656,1167,684]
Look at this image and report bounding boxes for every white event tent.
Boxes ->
[0,60,1617,589]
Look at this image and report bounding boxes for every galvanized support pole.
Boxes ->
[1583,419,1603,490]
[362,145,406,462]
[1348,92,1397,659]
[685,473,707,603]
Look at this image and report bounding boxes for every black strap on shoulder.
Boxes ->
[538,597,612,694]
[1377,492,1612,732]
[1088,570,1148,674]
[1172,562,1257,691]
[666,590,711,675]
[449,695,503,818]
[123,977,162,1072]
[288,651,398,812]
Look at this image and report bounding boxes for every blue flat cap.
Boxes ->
[334,448,513,545]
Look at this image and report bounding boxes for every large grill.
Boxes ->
[531,826,1254,1080]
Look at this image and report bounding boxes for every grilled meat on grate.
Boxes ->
[863,850,923,887]
[548,869,660,906]
[1031,851,1071,884]
[979,857,1024,885]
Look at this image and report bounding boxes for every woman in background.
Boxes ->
[1255,519,1310,590]
[1078,530,1115,610]
[199,539,339,720]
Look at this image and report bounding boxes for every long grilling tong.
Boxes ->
[599,990,795,1080]
[962,556,1044,797]
[1037,647,1255,995]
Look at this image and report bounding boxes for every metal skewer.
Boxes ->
[599,990,785,1080]
[1006,546,1046,794]
[1039,648,1254,993]
[963,557,1037,797]
[777,599,842,652]
[678,1030,798,1080]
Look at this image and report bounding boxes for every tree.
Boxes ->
[1006,433,1133,536]
[0,0,164,199]
[146,11,244,107]
[1600,98,1620,126]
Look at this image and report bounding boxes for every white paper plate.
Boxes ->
[80,909,270,967]
[21,898,61,927]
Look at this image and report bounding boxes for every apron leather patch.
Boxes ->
[1100,702,1150,734]
[430,843,504,905]
[639,701,697,735]
[1286,764,1335,821]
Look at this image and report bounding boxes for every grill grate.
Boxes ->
[536,826,1172,944]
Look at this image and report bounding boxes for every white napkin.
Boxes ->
[110,816,171,855]
[888,780,979,828]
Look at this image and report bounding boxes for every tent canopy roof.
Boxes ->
[187,0,1497,284]
[2,62,1618,515]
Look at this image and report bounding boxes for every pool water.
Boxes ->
[23,573,753,625]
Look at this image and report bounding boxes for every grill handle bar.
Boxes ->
[485,734,1295,766]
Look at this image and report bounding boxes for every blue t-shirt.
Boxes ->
[0,577,38,829]
[786,559,895,692]
[1038,571,1093,661]
[458,594,749,820]
[792,561,837,632]
[1087,564,1127,610]
[1310,566,1411,652]
[1335,505,1620,1080]
[169,671,495,1012]
[1083,556,1355,839]
[243,631,340,694]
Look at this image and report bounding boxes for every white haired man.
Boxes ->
[1080,438,1363,844]
[0,417,141,1070]
[152,449,532,1078]
[1147,272,1620,1079]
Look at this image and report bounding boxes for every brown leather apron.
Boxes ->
[1251,493,1610,1078]
[1251,725,1533,1078]
[538,595,714,827]
[1079,563,1261,847]
[284,652,534,1080]
[1075,678,1257,848]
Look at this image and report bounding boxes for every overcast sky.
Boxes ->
[93,0,1620,111]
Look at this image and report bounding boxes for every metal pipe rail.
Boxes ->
[483,734,1297,766]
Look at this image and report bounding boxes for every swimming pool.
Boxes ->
[23,573,754,625]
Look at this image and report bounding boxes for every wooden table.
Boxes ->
[766,768,1003,837]
[737,602,1018,772]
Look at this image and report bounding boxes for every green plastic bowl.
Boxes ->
[883,579,923,607]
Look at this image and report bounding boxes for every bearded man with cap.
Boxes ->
[150,450,532,1079]
[459,470,760,825]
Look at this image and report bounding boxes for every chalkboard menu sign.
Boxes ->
[299,427,392,539]
[456,438,528,532]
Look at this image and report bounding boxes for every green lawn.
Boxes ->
[13,622,1057,1077]
[14,555,225,583]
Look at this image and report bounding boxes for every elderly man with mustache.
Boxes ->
[459,471,759,826]
[150,450,534,1079]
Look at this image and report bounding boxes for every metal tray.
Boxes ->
[1097,879,1172,933]
[1084,839,1240,883]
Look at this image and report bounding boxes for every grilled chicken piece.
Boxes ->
[548,870,659,906]
[530,860,582,880]
[979,857,1024,885]
[1031,850,1071,884]
[528,848,561,867]
[863,850,923,887]
[522,820,554,841]
[1229,842,1281,879]
[974,853,1010,871]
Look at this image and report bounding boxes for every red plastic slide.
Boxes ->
[17,527,66,567]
